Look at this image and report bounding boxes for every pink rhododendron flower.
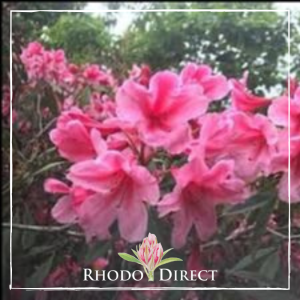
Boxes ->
[44,178,95,224]
[83,64,110,86]
[50,120,105,162]
[2,85,10,117]
[271,135,300,203]
[91,257,109,271]
[67,151,160,242]
[268,86,300,136]
[158,158,250,248]
[20,42,45,80]
[230,72,271,112]
[116,71,207,153]
[62,96,76,111]
[180,63,229,102]
[129,64,151,86]
[193,110,278,180]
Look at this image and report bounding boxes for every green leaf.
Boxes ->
[227,270,276,287]
[156,257,183,268]
[25,254,55,288]
[31,161,66,177]
[162,248,173,258]
[118,253,143,265]
[251,195,276,247]
[229,247,277,272]
[259,251,280,281]
[240,291,297,300]
[84,241,110,264]
[223,192,271,216]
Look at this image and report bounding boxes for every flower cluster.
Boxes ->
[2,85,17,124]
[19,43,298,248]
[20,42,114,91]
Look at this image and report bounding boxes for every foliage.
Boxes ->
[44,14,113,64]
[115,2,289,93]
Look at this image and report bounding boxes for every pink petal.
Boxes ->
[44,178,69,194]
[165,85,208,126]
[161,125,192,154]
[268,96,288,127]
[158,187,182,217]
[78,193,117,240]
[202,75,229,101]
[180,63,212,84]
[171,210,193,249]
[194,201,218,241]
[116,80,150,123]
[149,71,179,112]
[67,158,120,194]
[130,165,160,205]
[90,128,107,155]
[118,202,148,242]
[51,196,77,223]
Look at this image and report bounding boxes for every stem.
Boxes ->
[2,222,84,237]
[148,270,154,281]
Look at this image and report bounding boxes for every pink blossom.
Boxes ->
[67,151,160,242]
[50,107,112,162]
[138,238,163,271]
[271,135,300,203]
[2,85,10,117]
[158,158,250,248]
[83,64,110,86]
[193,110,278,181]
[230,72,271,112]
[20,42,45,80]
[44,178,95,224]
[85,93,117,121]
[20,42,72,86]
[62,96,76,111]
[50,120,105,162]
[18,120,32,133]
[41,107,51,119]
[116,71,207,153]
[91,257,109,270]
[180,63,229,102]
[268,87,300,136]
[129,64,151,86]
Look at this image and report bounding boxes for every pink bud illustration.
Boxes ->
[119,232,182,281]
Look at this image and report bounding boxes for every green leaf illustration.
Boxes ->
[162,248,173,258]
[118,253,143,265]
[156,257,183,268]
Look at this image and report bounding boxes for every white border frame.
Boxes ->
[9,8,291,291]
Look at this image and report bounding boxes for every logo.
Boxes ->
[118,233,182,281]
[83,232,218,282]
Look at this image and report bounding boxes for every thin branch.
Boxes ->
[267,226,300,240]
[2,222,84,237]
[200,224,255,251]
